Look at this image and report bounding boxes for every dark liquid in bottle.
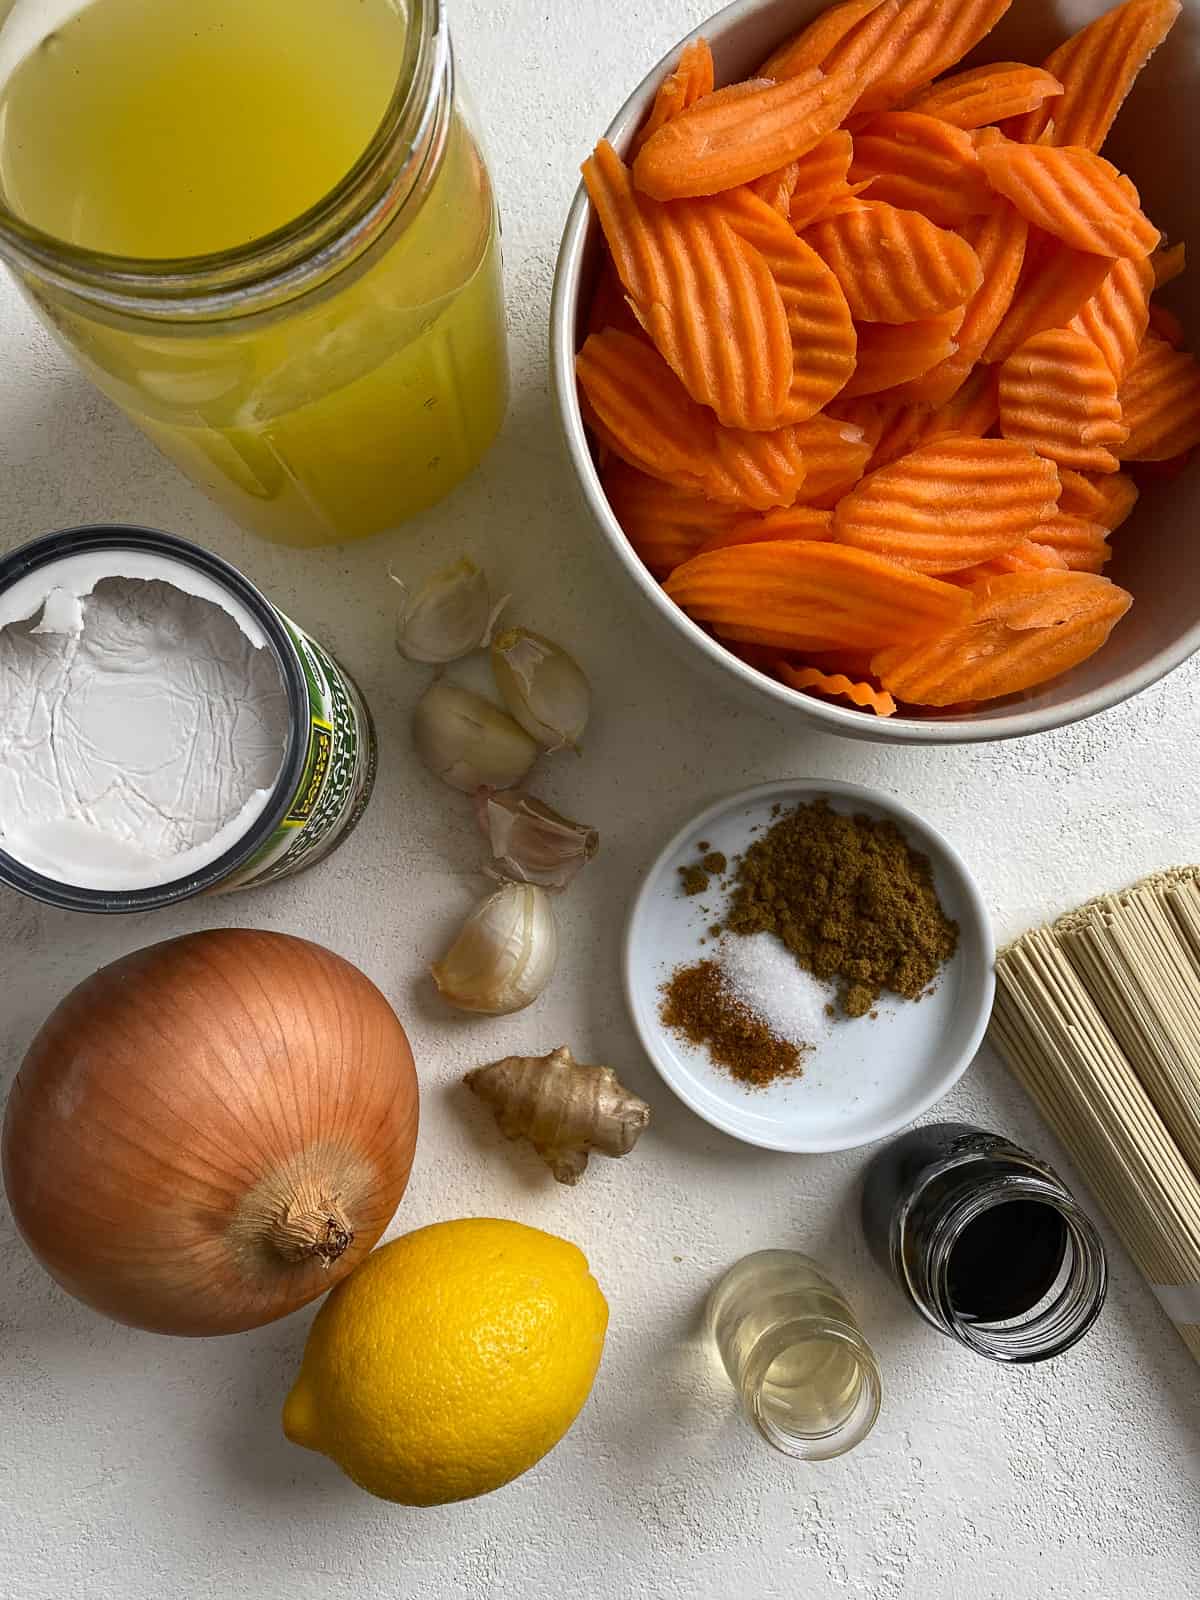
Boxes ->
[946,1200,1068,1323]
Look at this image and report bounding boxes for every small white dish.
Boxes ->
[624,780,995,1154]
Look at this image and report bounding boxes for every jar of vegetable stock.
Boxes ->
[862,1123,1108,1363]
[0,0,508,547]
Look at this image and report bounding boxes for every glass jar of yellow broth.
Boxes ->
[0,0,508,547]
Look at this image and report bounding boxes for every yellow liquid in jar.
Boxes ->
[0,0,508,545]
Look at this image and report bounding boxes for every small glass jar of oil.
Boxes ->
[706,1250,882,1461]
[0,0,508,547]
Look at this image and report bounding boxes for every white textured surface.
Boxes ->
[2,0,1200,1594]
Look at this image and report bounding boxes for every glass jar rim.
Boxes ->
[741,1315,883,1461]
[924,1178,1108,1363]
[0,0,447,315]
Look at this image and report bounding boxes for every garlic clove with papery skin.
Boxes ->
[476,787,599,890]
[432,883,558,1015]
[413,680,538,794]
[391,557,508,664]
[490,628,591,752]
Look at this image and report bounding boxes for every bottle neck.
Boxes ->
[0,0,449,322]
[903,1169,1107,1363]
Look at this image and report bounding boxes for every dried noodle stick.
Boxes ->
[992,870,1200,1367]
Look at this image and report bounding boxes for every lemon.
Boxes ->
[282,1217,608,1505]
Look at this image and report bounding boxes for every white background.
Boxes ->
[2,0,1200,1595]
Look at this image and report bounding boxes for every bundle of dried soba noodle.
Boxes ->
[991,869,1200,1366]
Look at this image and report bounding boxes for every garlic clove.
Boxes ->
[432,883,558,1015]
[477,787,599,890]
[413,680,538,794]
[391,557,508,664]
[490,628,591,752]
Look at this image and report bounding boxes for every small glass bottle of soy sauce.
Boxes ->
[862,1123,1107,1363]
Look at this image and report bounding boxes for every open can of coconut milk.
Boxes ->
[0,525,377,912]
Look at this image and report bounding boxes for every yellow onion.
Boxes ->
[2,929,419,1336]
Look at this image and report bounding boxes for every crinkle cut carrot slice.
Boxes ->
[1026,513,1113,572]
[1007,0,1180,151]
[714,187,857,421]
[871,570,1133,704]
[576,330,715,492]
[777,662,897,716]
[1058,468,1139,530]
[978,141,1159,259]
[631,37,715,156]
[833,436,1062,572]
[1153,242,1186,288]
[848,113,996,228]
[664,539,972,651]
[1069,255,1154,381]
[787,131,855,229]
[833,364,1000,471]
[981,229,1111,365]
[632,69,860,200]
[583,143,795,430]
[709,423,810,510]
[804,200,983,323]
[839,308,965,399]
[760,0,891,79]
[902,63,1064,129]
[602,458,741,578]
[750,162,802,216]
[892,204,1027,406]
[834,0,1016,118]
[1117,335,1200,460]
[698,506,834,554]
[790,414,874,505]
[998,326,1128,472]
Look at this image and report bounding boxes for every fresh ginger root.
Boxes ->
[464,1045,651,1185]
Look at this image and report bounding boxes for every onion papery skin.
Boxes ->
[2,929,419,1337]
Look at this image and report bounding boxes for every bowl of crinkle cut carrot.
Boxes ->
[550,0,1200,742]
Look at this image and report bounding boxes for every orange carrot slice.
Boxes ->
[831,366,1002,471]
[998,326,1128,472]
[787,131,855,228]
[982,230,1112,365]
[760,0,891,79]
[998,329,1125,468]
[871,570,1133,704]
[632,69,860,200]
[750,161,802,215]
[892,203,1028,406]
[709,424,811,510]
[1058,468,1139,530]
[977,141,1160,259]
[1007,0,1180,151]
[834,436,1062,572]
[804,200,983,322]
[848,112,996,227]
[583,142,796,429]
[699,506,835,554]
[791,413,875,505]
[839,308,965,398]
[631,38,715,156]
[577,330,715,492]
[713,187,857,421]
[839,0,1016,118]
[664,539,972,650]
[1117,335,1200,460]
[602,459,741,578]
[1027,513,1113,572]
[902,63,1064,129]
[777,662,898,716]
[1148,303,1186,347]
[1069,254,1155,381]
[1153,241,1186,288]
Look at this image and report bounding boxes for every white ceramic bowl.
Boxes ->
[624,780,995,1152]
[550,0,1200,744]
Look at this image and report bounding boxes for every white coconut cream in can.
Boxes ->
[0,525,376,910]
